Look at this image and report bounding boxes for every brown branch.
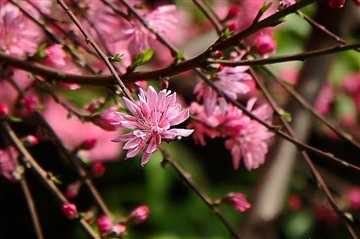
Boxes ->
[208,41,360,66]
[0,121,100,239]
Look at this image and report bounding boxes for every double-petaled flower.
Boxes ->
[112,86,193,166]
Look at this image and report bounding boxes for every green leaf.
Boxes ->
[134,48,154,67]
[174,51,184,64]
[8,116,23,122]
[279,109,292,122]
[109,53,124,62]
[273,125,284,131]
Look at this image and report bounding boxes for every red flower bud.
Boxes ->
[329,0,345,8]
[79,138,97,150]
[62,203,78,219]
[0,103,9,117]
[221,192,251,213]
[97,215,113,233]
[91,162,106,176]
[228,5,239,18]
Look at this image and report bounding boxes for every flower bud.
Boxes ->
[97,215,113,233]
[220,192,251,213]
[62,203,78,219]
[22,135,39,147]
[253,33,276,56]
[92,106,119,131]
[228,5,239,18]
[91,162,106,176]
[347,187,360,210]
[0,103,9,117]
[127,205,150,224]
[22,94,39,113]
[228,22,238,31]
[112,224,126,236]
[213,50,223,59]
[79,138,97,150]
[66,182,81,199]
[329,0,345,8]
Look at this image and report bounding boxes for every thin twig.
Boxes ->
[0,121,100,239]
[160,147,241,239]
[57,0,133,100]
[250,68,359,239]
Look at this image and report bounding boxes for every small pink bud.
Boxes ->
[228,22,238,31]
[79,138,97,150]
[217,64,224,72]
[160,80,169,89]
[213,50,223,58]
[228,5,239,18]
[92,106,119,131]
[66,182,81,199]
[97,215,113,233]
[22,135,39,146]
[112,224,126,236]
[329,0,345,8]
[91,162,106,176]
[221,192,251,213]
[127,205,150,224]
[253,34,276,56]
[22,94,38,113]
[0,103,9,117]
[62,203,78,219]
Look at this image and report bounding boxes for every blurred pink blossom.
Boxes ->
[222,99,274,170]
[42,100,122,162]
[112,86,193,166]
[314,84,333,116]
[127,205,150,224]
[0,2,43,57]
[0,147,17,182]
[194,52,252,116]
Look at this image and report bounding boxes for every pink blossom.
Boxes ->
[116,5,178,55]
[127,205,150,224]
[194,52,252,116]
[222,99,274,170]
[188,102,224,145]
[220,192,251,213]
[112,86,193,166]
[0,3,43,57]
[0,103,9,117]
[42,100,122,162]
[62,203,78,219]
[0,147,17,182]
[342,73,360,112]
[314,84,333,116]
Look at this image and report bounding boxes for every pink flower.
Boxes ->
[92,106,121,131]
[112,86,193,166]
[0,3,43,57]
[62,203,78,219]
[220,192,251,213]
[0,147,17,182]
[222,99,274,170]
[112,224,126,236]
[194,52,252,116]
[42,100,122,162]
[116,5,178,54]
[127,205,150,224]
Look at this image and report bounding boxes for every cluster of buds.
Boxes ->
[97,215,126,237]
